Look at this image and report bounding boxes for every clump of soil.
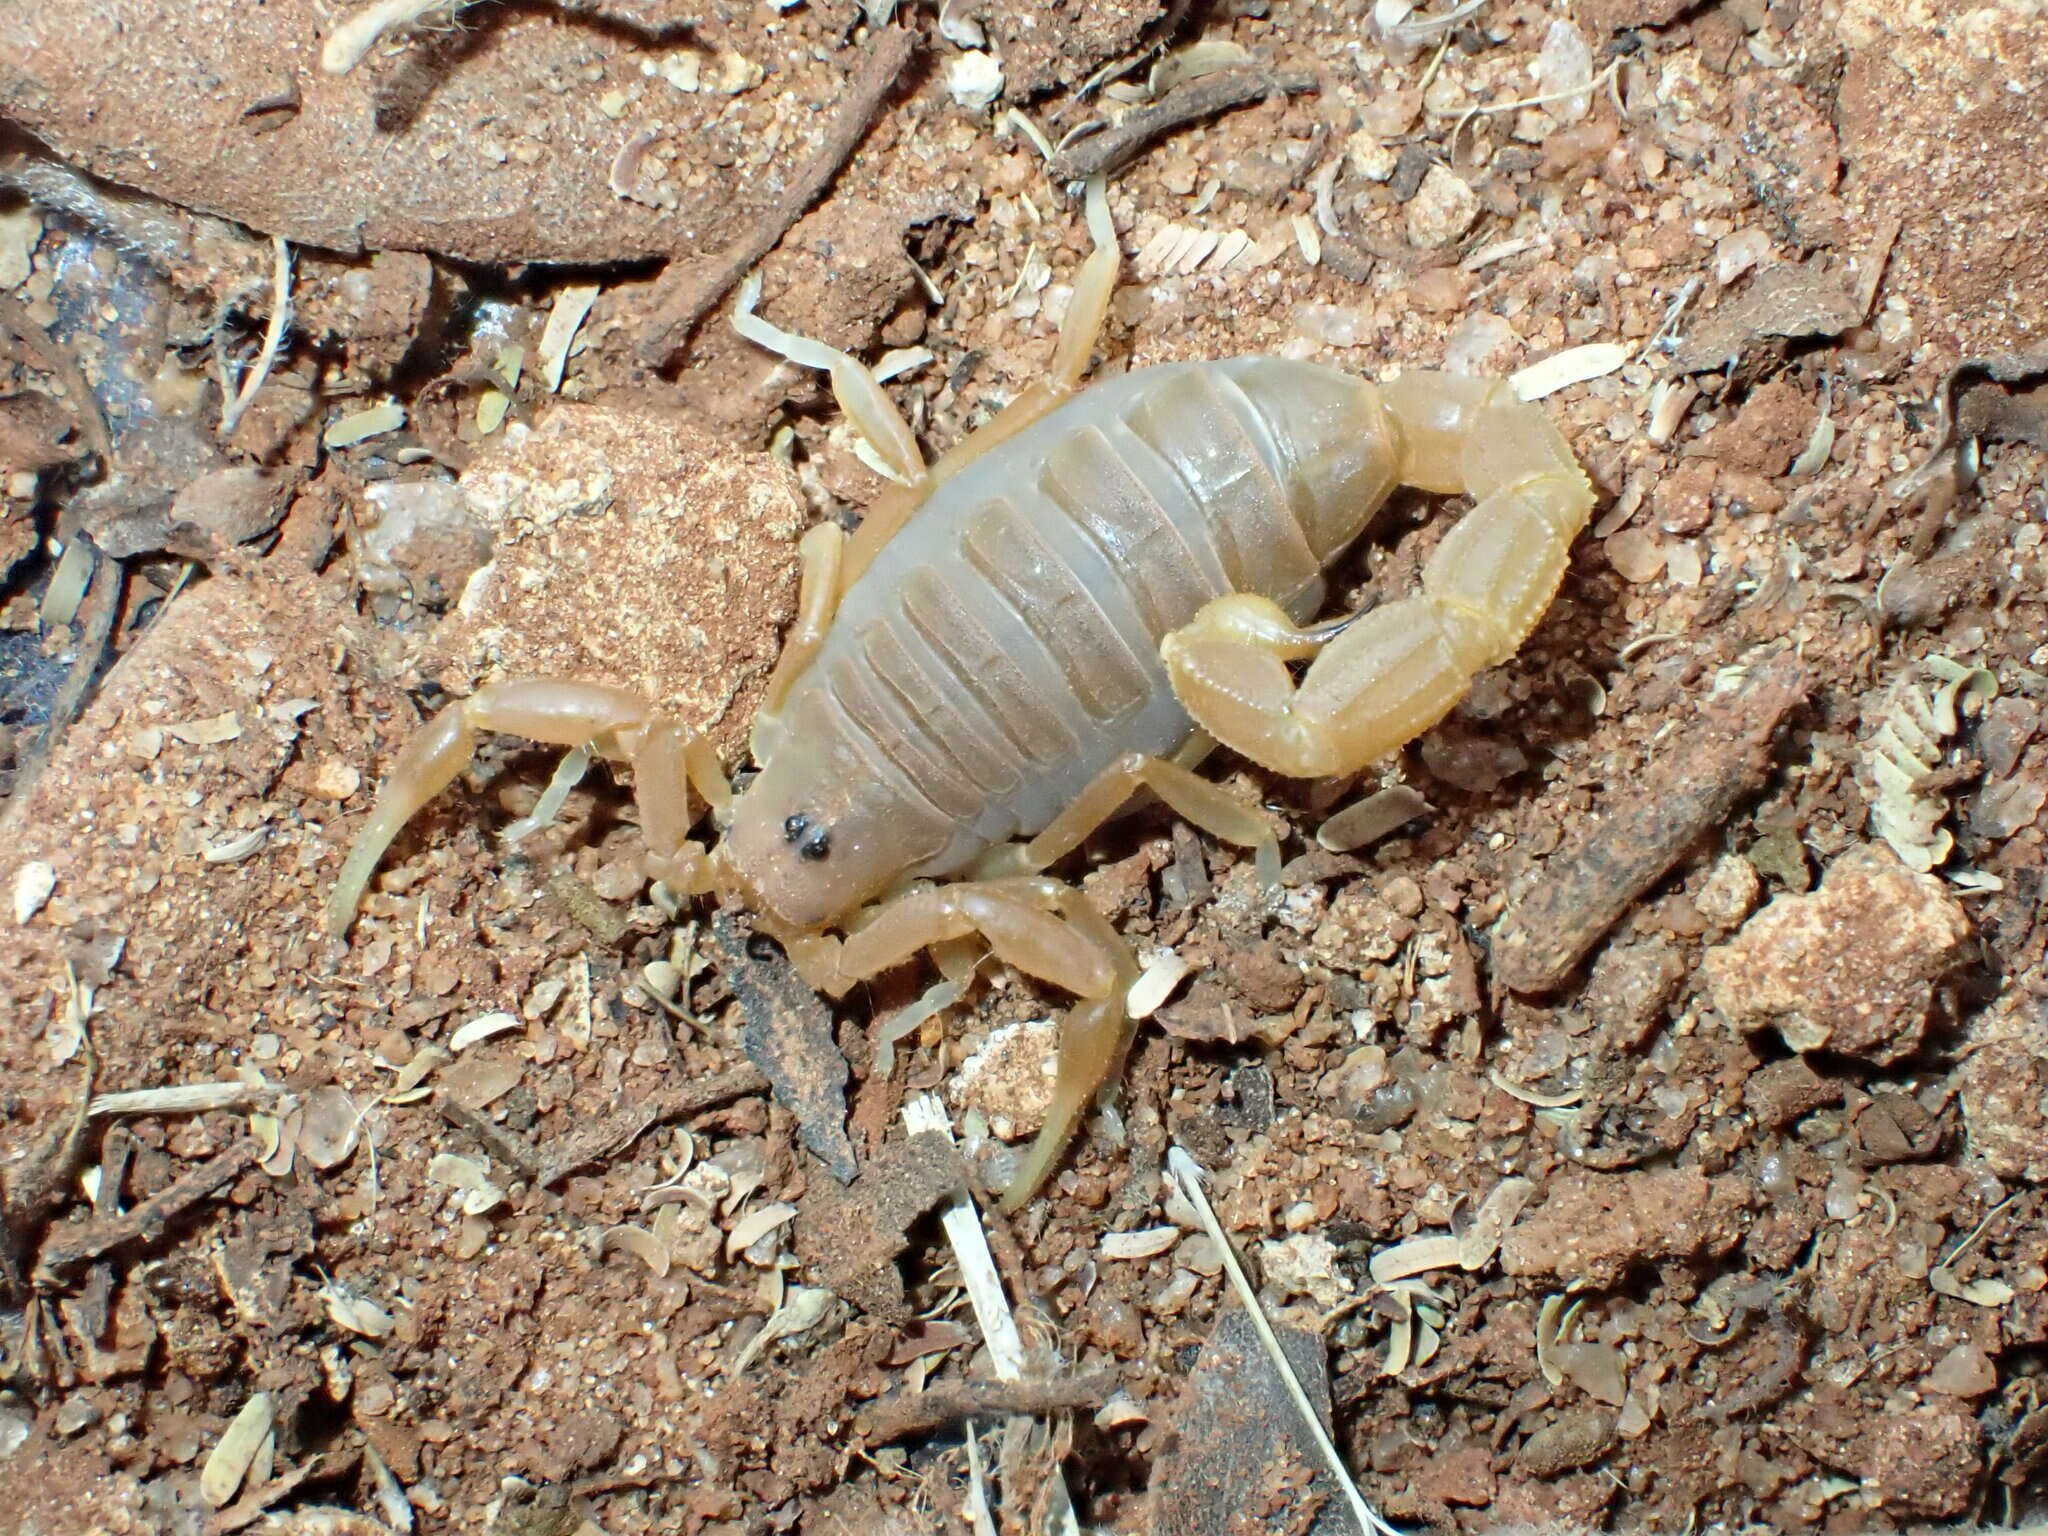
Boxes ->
[2,1,2046,1533]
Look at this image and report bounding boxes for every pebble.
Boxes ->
[1405,165,1480,250]
[1924,1343,1997,1398]
[1703,843,1972,1063]
[947,50,1004,108]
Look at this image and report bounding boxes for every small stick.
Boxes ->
[218,236,292,439]
[1167,1146,1401,1536]
[537,1065,769,1186]
[1047,69,1318,183]
[14,540,122,805]
[207,1453,353,1534]
[1491,660,1808,993]
[860,1374,1116,1444]
[0,1042,97,1302]
[322,0,481,74]
[0,291,113,469]
[35,1137,259,1281]
[638,27,919,368]
[436,1096,544,1182]
[904,1094,1083,1536]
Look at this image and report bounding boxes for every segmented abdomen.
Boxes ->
[792,357,1395,871]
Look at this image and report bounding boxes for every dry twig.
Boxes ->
[859,1374,1116,1444]
[1491,659,1808,992]
[537,1066,770,1186]
[0,291,113,468]
[1047,69,1317,183]
[437,1095,545,1181]
[639,27,919,367]
[36,1137,259,1282]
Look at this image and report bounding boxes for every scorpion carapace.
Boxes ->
[329,183,1593,1207]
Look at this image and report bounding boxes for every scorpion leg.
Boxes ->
[330,679,727,937]
[1160,375,1593,779]
[1049,177,1120,392]
[774,875,1135,1206]
[750,521,845,762]
[1023,750,1274,869]
[732,274,926,488]
[836,179,1124,591]
[794,877,1117,999]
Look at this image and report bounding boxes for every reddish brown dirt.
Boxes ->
[2,2,2047,1534]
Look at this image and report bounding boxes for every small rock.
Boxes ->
[1516,1409,1616,1478]
[1582,938,1686,1047]
[1226,939,1306,1015]
[1603,527,1667,583]
[1344,129,1399,182]
[1406,266,1473,313]
[1405,165,1480,250]
[1703,844,1973,1063]
[359,479,493,608]
[1744,1056,1841,1129]
[54,1395,100,1436]
[1651,457,1718,536]
[442,405,802,759]
[306,760,362,803]
[1152,1308,1352,1536]
[1711,380,1818,477]
[948,1018,1057,1139]
[1694,853,1761,932]
[1501,1168,1748,1287]
[1955,988,2048,1181]
[1924,1343,1998,1397]
[947,50,1004,108]
[0,1399,31,1459]
[12,859,55,925]
[169,466,291,548]
[1256,1231,1348,1309]
[1443,311,1518,375]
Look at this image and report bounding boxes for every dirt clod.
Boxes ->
[436,404,803,758]
[1501,1168,1750,1287]
[1704,842,1973,1063]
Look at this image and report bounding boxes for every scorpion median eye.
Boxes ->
[783,813,811,843]
[799,826,831,861]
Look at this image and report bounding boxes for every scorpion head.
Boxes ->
[721,730,951,932]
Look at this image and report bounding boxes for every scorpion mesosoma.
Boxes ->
[329,186,1593,1206]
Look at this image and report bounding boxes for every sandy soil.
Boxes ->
[2,1,2046,1533]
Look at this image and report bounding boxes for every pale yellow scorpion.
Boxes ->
[330,187,1592,1206]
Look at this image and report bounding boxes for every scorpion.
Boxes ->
[329,185,1593,1207]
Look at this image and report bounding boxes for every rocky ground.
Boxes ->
[1,0,2045,1533]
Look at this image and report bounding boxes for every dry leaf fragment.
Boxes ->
[600,1224,670,1277]
[324,402,406,449]
[1457,1177,1535,1269]
[1672,261,1863,374]
[321,1281,396,1338]
[725,1201,798,1261]
[1510,342,1629,401]
[425,1152,506,1215]
[536,286,600,393]
[200,1392,275,1506]
[449,1012,521,1052]
[1126,952,1193,1020]
[1929,1268,2015,1308]
[1952,346,2048,451]
[383,1045,448,1101]
[163,711,244,745]
[731,1286,834,1374]
[1370,1233,1463,1285]
[1101,1226,1182,1261]
[1317,784,1430,852]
